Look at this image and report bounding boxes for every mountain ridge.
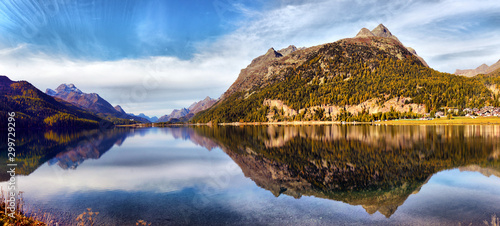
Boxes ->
[355,24,428,67]
[47,84,148,123]
[157,96,217,123]
[455,59,500,77]
[0,76,108,128]
[193,24,495,123]
[128,113,158,123]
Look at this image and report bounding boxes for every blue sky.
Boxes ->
[0,0,258,60]
[1,0,500,117]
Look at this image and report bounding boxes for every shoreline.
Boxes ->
[118,116,500,127]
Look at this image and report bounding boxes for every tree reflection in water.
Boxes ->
[190,125,500,217]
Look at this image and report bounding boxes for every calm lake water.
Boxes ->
[1,125,500,225]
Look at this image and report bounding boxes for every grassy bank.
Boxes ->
[378,116,500,125]
[152,117,500,127]
[0,204,45,226]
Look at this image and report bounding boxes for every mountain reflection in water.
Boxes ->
[0,128,136,180]
[3,125,499,220]
[189,125,500,217]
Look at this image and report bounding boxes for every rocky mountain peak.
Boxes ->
[371,24,392,38]
[114,105,126,114]
[476,64,489,71]
[55,83,83,94]
[45,83,147,123]
[406,47,417,55]
[46,88,57,96]
[203,96,213,102]
[265,48,283,58]
[158,96,217,123]
[352,24,426,67]
[277,45,298,56]
[368,23,401,43]
[355,28,375,37]
[190,96,216,113]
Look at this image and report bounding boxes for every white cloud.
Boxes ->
[0,43,245,116]
[2,0,500,116]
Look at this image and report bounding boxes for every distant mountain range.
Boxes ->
[1,75,218,126]
[128,113,158,123]
[3,24,500,126]
[0,76,106,128]
[192,24,499,123]
[455,59,500,77]
[157,96,217,123]
[46,84,149,123]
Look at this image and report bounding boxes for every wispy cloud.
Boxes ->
[0,43,243,116]
[1,0,500,116]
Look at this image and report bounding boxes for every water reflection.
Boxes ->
[1,125,499,223]
[47,129,132,170]
[190,125,500,217]
[0,128,134,180]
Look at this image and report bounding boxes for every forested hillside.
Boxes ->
[193,34,495,123]
[0,76,109,128]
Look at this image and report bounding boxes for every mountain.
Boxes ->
[47,84,148,124]
[356,24,428,67]
[157,108,190,123]
[114,105,126,114]
[0,76,107,128]
[355,28,375,37]
[188,96,218,114]
[370,24,400,41]
[277,45,299,56]
[157,96,217,123]
[476,67,500,97]
[192,24,494,123]
[47,84,116,114]
[455,59,500,77]
[128,113,158,123]
[219,45,301,101]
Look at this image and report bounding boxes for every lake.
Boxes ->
[1,125,500,225]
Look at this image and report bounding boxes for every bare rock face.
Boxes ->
[406,47,429,67]
[357,24,428,67]
[477,64,489,72]
[355,28,375,37]
[265,47,283,58]
[371,24,400,42]
[455,60,500,77]
[277,45,298,56]
[114,105,126,114]
[188,96,217,114]
[263,97,426,122]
